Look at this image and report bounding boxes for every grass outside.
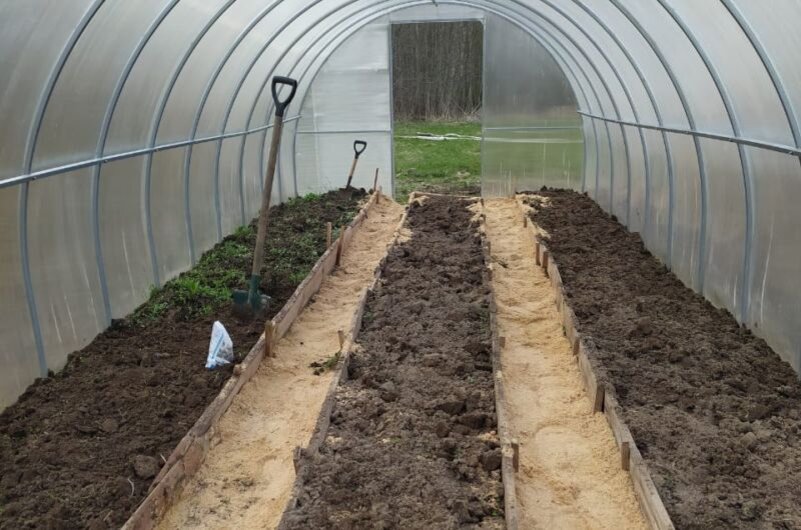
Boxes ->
[393,121,584,200]
[393,121,481,200]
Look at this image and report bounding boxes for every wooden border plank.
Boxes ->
[474,198,520,530]
[514,196,675,530]
[279,192,414,522]
[123,191,382,530]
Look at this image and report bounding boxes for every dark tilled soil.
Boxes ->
[0,190,364,530]
[281,196,503,529]
[525,189,801,530]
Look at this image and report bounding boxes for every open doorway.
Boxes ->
[390,21,484,200]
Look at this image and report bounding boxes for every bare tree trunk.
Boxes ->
[392,21,483,121]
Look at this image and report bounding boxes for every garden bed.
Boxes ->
[0,190,365,530]
[280,195,504,528]
[524,189,801,529]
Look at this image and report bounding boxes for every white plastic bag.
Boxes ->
[206,321,234,369]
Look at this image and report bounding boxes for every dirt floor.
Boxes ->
[483,198,645,530]
[0,191,364,530]
[525,189,801,530]
[157,197,404,530]
[280,195,504,529]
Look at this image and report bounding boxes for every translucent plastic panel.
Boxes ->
[641,128,670,263]
[106,0,230,154]
[0,187,39,408]
[746,149,801,372]
[699,139,746,314]
[667,133,701,290]
[0,0,94,178]
[151,148,192,284]
[483,14,579,129]
[157,0,274,143]
[298,23,391,132]
[593,122,613,211]
[582,0,689,129]
[188,143,221,260]
[389,4,484,23]
[617,0,729,134]
[219,137,246,236]
[611,125,632,223]
[27,170,105,370]
[296,132,393,196]
[481,13,582,196]
[197,1,321,138]
[731,0,801,147]
[99,159,154,318]
[581,119,599,195]
[625,128,647,234]
[35,0,166,170]
[482,129,583,195]
[669,0,793,145]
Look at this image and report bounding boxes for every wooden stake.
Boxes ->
[542,250,550,276]
[337,329,345,351]
[265,321,275,358]
[499,336,506,348]
[335,234,344,266]
[593,383,605,413]
[621,441,631,471]
[326,222,332,249]
[378,185,383,204]
[523,216,528,228]
[511,439,520,472]
[535,242,541,266]
[373,168,379,196]
[572,337,580,356]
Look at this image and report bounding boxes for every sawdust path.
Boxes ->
[484,198,646,530]
[158,198,404,530]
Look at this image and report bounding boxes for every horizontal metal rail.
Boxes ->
[484,125,582,131]
[0,115,301,189]
[579,110,801,157]
[296,128,393,135]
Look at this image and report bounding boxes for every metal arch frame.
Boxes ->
[596,0,709,292]
[181,0,286,247]
[720,0,801,151]
[18,0,106,377]
[655,0,755,323]
[211,1,351,230]
[10,0,797,379]
[91,0,180,309]
[534,0,648,230]
[569,0,673,262]
[239,0,598,204]
[273,0,604,204]
[227,0,364,220]
[143,0,239,271]
[262,0,616,213]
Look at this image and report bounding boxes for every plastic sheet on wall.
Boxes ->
[27,170,106,371]
[0,187,39,408]
[481,13,583,197]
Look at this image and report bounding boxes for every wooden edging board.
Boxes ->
[474,198,520,530]
[122,190,382,530]
[278,192,413,525]
[514,196,675,530]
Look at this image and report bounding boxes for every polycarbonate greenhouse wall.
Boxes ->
[1,1,800,408]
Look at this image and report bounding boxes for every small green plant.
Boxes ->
[310,350,341,375]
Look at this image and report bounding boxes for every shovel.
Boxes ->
[344,140,367,189]
[232,76,298,317]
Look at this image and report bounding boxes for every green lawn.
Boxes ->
[393,121,482,200]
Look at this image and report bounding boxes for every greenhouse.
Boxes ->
[1,1,800,529]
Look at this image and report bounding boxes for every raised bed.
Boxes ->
[0,189,374,530]
[520,189,801,529]
[515,194,672,530]
[122,189,383,529]
[279,194,506,528]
